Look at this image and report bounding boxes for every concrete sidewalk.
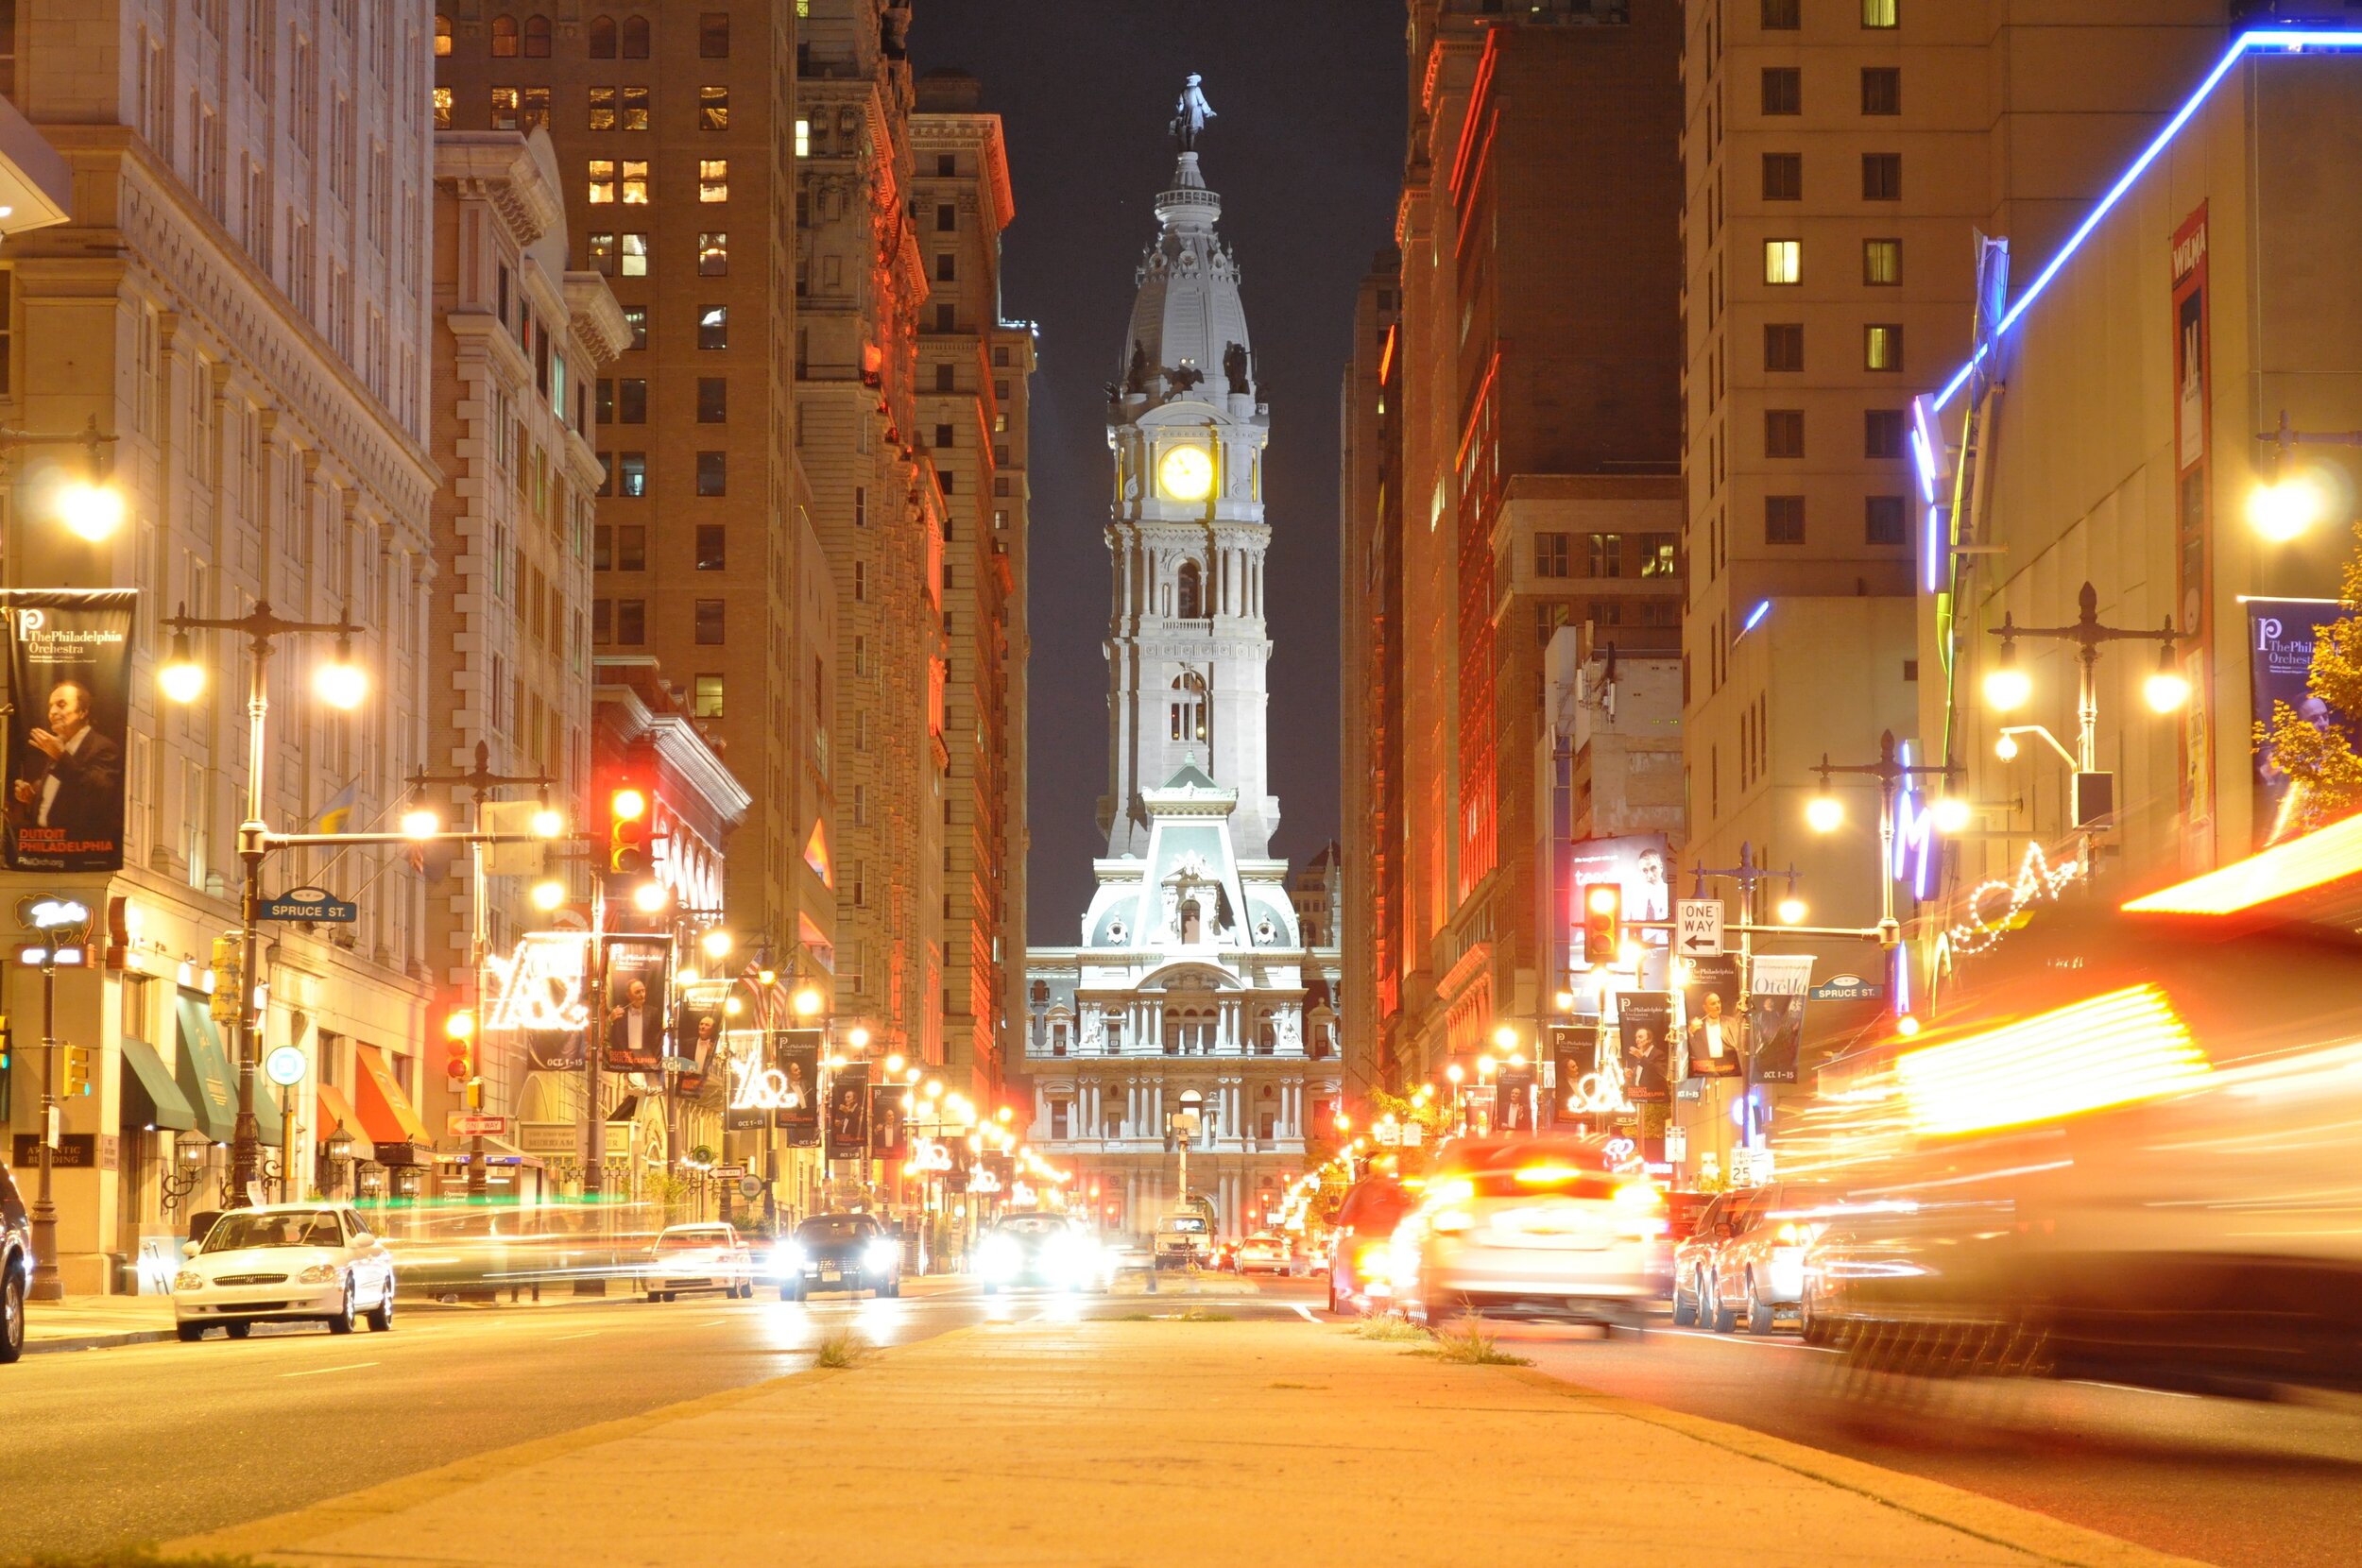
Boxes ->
[21,1293,178,1355]
[175,1319,2205,1568]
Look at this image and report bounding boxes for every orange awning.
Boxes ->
[353,1044,435,1148]
[317,1082,366,1149]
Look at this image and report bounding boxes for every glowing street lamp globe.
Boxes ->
[1805,793,1844,833]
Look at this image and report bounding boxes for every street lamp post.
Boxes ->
[24,896,90,1302]
[1805,730,1957,950]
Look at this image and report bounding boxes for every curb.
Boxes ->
[24,1328,176,1355]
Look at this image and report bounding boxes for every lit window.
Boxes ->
[698,306,728,350]
[622,307,647,350]
[1863,238,1902,285]
[435,14,452,56]
[1763,240,1801,285]
[587,158,617,204]
[620,233,648,277]
[588,232,617,274]
[620,161,649,204]
[492,86,520,130]
[699,86,729,131]
[699,160,728,202]
[621,86,650,133]
[1862,0,1898,27]
[698,231,728,276]
[617,454,647,497]
[795,118,810,158]
[589,86,616,132]
[1865,324,1904,372]
[433,85,452,129]
[520,87,549,132]
[692,675,725,719]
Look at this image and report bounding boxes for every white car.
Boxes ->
[643,1222,756,1302]
[1236,1233,1296,1276]
[174,1203,397,1340]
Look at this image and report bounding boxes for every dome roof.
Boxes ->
[1118,152,1255,406]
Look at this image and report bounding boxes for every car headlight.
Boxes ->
[979,1238,1020,1278]
[771,1245,806,1277]
[297,1263,341,1285]
[173,1270,204,1292]
[864,1238,898,1271]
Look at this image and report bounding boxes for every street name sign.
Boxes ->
[1809,974,1885,1001]
[262,887,358,923]
[1676,898,1724,956]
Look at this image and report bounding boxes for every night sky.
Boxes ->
[909,2,1405,945]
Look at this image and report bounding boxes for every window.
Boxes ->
[1862,67,1901,115]
[524,15,551,57]
[589,15,615,57]
[936,201,957,232]
[616,600,646,645]
[934,251,955,282]
[593,598,612,642]
[1762,67,1800,115]
[622,306,647,350]
[1761,153,1801,200]
[436,14,453,55]
[1866,495,1908,545]
[1765,323,1805,372]
[699,86,728,130]
[1862,153,1901,201]
[936,153,955,178]
[853,562,865,601]
[434,85,452,128]
[1640,534,1679,578]
[1170,673,1207,742]
[1865,323,1904,371]
[694,599,725,643]
[596,376,645,423]
[589,85,616,131]
[934,363,955,393]
[1533,531,1571,578]
[1766,496,1806,545]
[698,305,727,349]
[613,525,645,570]
[521,86,550,131]
[593,525,614,570]
[1863,0,1898,26]
[696,451,727,496]
[1764,239,1801,285]
[1762,0,1800,25]
[699,160,728,202]
[795,118,810,158]
[1765,409,1805,458]
[697,377,727,422]
[698,230,728,275]
[587,158,617,203]
[620,86,650,131]
[1176,560,1203,618]
[617,453,647,497]
[699,11,729,57]
[1865,408,1906,459]
[622,16,649,57]
[933,422,954,449]
[621,160,648,203]
[1587,534,1623,578]
[692,674,725,718]
[696,524,727,570]
[854,486,867,527]
[490,14,517,56]
[933,303,955,332]
[1863,237,1902,285]
[492,86,520,129]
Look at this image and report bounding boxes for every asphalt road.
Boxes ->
[0,1276,1314,1558]
[1494,1317,2362,1568]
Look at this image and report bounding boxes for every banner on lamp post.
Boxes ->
[825,1062,869,1160]
[776,1030,822,1143]
[3,589,136,875]
[600,935,670,1073]
[1745,954,1814,1085]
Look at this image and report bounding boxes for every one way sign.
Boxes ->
[1676,899,1724,957]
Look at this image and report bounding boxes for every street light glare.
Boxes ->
[1994,733,2021,761]
[792,984,825,1017]
[1931,795,1972,834]
[529,878,566,912]
[531,807,566,838]
[58,480,127,541]
[2248,472,2327,542]
[1776,895,1807,925]
[400,808,440,839]
[1491,1023,1515,1050]
[160,656,207,704]
[700,928,733,959]
[1983,663,2032,712]
[314,652,368,710]
[2145,648,2192,713]
[630,879,669,913]
[1806,793,1844,833]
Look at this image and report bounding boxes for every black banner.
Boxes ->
[601,936,670,1073]
[776,1029,822,1144]
[1684,954,1744,1079]
[824,1062,869,1159]
[1548,1024,1593,1125]
[5,589,135,874]
[1494,1064,1536,1133]
[675,1002,721,1095]
[1616,991,1673,1102]
[869,1082,907,1158]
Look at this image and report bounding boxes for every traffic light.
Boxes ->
[64,1045,94,1097]
[1581,882,1621,968]
[442,1008,476,1097]
[607,774,650,877]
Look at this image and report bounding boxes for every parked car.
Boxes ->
[173,1203,397,1339]
[642,1222,755,1302]
[977,1212,1113,1293]
[1328,1173,1415,1314]
[1,1164,30,1363]
[1236,1232,1294,1276]
[1699,1182,1831,1335]
[774,1212,901,1300]
[1669,1186,1768,1328]
[1396,1135,1671,1328]
[1154,1206,1217,1269]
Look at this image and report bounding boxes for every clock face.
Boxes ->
[1159,444,1214,502]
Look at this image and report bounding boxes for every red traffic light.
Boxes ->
[606,774,651,877]
[1580,881,1621,967]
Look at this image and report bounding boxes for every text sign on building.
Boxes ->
[261,886,358,923]
[1676,899,1723,957]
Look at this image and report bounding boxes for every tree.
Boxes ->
[2256,522,2362,827]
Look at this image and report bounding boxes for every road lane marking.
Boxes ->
[1652,1327,1832,1353]
[2069,1380,2199,1399]
[697,1318,729,1328]
[280,1361,378,1378]
[552,1330,600,1341]
[1291,1304,1318,1323]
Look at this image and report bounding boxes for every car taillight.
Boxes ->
[1429,1210,1474,1235]
[1774,1222,1821,1247]
[1612,1181,1665,1213]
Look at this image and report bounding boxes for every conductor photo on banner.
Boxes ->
[1684,954,1745,1079]
[603,943,668,1073]
[3,589,137,875]
[1615,992,1672,1102]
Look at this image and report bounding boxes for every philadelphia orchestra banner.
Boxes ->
[4,589,136,874]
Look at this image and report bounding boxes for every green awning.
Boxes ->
[248,1069,286,1148]
[175,995,238,1143]
[119,1036,198,1133]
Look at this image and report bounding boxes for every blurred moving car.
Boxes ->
[1395,1135,1670,1327]
[1669,1187,1760,1328]
[1,1164,29,1363]
[174,1203,396,1339]
[1328,1173,1415,1314]
[774,1212,901,1301]
[978,1212,1114,1293]
[1154,1205,1216,1269]
[642,1222,755,1302]
[1209,1237,1241,1272]
[1699,1182,1828,1335]
[1236,1232,1294,1276]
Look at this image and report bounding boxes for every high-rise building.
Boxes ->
[3,2,443,1287]
[1026,91,1343,1240]
[436,1,834,996]
[1337,252,1397,1099]
[1367,0,1685,1093]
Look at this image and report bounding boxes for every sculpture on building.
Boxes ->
[1170,73,1216,151]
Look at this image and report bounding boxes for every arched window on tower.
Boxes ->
[435,14,453,55]
[523,14,552,56]
[490,14,519,55]
[1177,559,1203,619]
[622,14,651,57]
[1169,672,1207,744]
[589,15,617,57]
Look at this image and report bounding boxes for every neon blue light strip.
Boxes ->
[1931,29,2362,414]
[1740,599,1771,635]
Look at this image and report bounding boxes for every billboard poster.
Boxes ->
[1494,1063,1536,1133]
[721,1031,769,1133]
[2248,600,2351,844]
[2171,206,2214,839]
[1548,1023,1594,1125]
[1745,954,1814,1085]
[1615,991,1672,1103]
[1683,954,1744,1080]
[3,589,135,874]
[1567,833,1673,980]
[825,1062,869,1160]
[869,1082,908,1158]
[674,1000,722,1095]
[600,936,670,1073]
[776,1029,822,1144]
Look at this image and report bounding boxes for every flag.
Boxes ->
[314,777,359,835]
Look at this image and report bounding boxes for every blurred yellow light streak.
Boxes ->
[1896,983,2209,1136]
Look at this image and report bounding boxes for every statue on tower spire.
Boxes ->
[1170,73,1215,151]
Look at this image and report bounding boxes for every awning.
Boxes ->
[606,1093,642,1123]
[174,996,238,1143]
[317,1082,369,1157]
[353,1044,436,1148]
[247,1068,286,1148]
[118,1036,198,1133]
